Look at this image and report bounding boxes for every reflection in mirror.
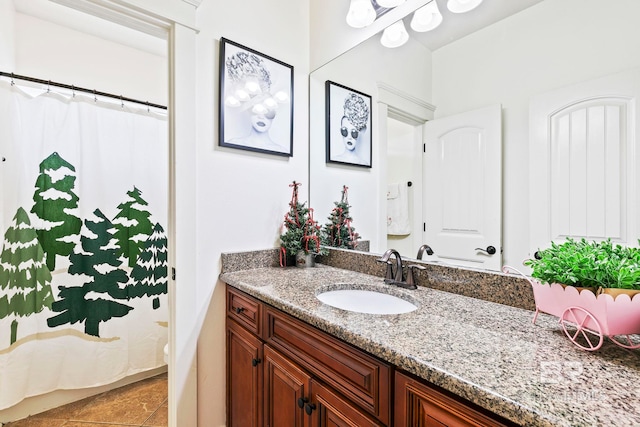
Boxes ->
[310,0,640,272]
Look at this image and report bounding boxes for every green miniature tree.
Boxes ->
[47,209,133,337]
[113,187,154,268]
[322,185,360,250]
[0,208,54,345]
[30,152,82,271]
[280,181,323,262]
[126,223,168,309]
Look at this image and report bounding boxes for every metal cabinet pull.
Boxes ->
[235,306,245,314]
[251,358,261,367]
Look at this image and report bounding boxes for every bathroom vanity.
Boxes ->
[220,255,640,426]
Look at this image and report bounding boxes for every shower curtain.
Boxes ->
[0,80,168,409]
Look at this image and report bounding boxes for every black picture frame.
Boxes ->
[325,80,372,168]
[219,38,294,156]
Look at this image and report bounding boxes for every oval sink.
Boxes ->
[316,289,418,315]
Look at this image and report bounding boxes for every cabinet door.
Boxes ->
[264,344,311,427]
[395,371,509,427]
[310,379,383,427]
[227,319,263,427]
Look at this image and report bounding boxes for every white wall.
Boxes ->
[0,0,14,71]
[310,36,431,254]
[193,0,310,425]
[432,0,640,268]
[13,13,167,105]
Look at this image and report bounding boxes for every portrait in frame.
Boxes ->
[325,80,372,168]
[219,38,294,156]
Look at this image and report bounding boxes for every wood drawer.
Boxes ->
[265,307,391,425]
[226,287,263,336]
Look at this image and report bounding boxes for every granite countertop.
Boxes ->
[220,264,640,427]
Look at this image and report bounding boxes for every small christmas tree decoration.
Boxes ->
[322,185,360,250]
[280,181,324,267]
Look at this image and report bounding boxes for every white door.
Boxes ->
[529,68,640,253]
[422,104,502,271]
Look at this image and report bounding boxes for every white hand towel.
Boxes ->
[387,183,411,235]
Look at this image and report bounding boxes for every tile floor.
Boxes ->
[3,373,167,427]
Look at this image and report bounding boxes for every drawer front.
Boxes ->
[265,307,391,425]
[226,286,262,336]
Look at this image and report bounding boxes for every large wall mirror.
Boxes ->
[309,0,640,272]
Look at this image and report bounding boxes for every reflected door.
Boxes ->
[422,104,502,271]
[529,68,640,253]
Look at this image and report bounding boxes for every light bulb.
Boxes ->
[376,0,406,7]
[411,1,443,32]
[346,0,376,28]
[235,89,249,101]
[252,104,268,115]
[380,20,409,48]
[225,96,240,107]
[274,91,289,103]
[245,81,261,95]
[447,0,483,14]
[263,97,278,109]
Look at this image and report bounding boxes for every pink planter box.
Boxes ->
[503,266,640,351]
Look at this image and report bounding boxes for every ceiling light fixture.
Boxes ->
[380,20,409,48]
[346,0,376,28]
[410,1,443,32]
[376,0,406,8]
[447,0,483,14]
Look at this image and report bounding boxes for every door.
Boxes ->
[422,104,502,271]
[309,379,383,427]
[529,68,640,254]
[227,319,263,427]
[264,345,311,427]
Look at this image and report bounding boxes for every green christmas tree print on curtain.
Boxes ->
[126,223,168,310]
[0,208,54,345]
[113,187,153,268]
[47,209,132,337]
[31,152,82,271]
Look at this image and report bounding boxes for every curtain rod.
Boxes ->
[0,71,167,110]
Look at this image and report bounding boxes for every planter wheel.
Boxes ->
[609,335,640,350]
[560,307,603,351]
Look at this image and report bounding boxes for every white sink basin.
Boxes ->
[316,289,418,315]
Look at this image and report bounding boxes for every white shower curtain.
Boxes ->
[0,80,168,409]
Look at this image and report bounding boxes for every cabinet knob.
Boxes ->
[251,358,261,367]
[235,306,245,314]
[304,403,316,415]
[297,397,308,408]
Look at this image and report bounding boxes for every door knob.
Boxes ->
[251,358,261,367]
[475,246,497,255]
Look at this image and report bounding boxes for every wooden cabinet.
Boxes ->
[227,285,513,427]
[226,286,387,427]
[394,371,512,427]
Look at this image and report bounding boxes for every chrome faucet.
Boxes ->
[416,244,434,260]
[377,249,404,284]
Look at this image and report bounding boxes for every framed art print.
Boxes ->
[325,80,372,168]
[219,37,294,156]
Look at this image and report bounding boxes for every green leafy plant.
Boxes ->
[524,238,640,290]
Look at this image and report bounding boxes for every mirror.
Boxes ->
[310,0,640,269]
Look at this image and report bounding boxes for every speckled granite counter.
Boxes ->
[220,264,640,427]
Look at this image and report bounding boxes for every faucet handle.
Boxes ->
[376,258,394,281]
[406,264,426,288]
